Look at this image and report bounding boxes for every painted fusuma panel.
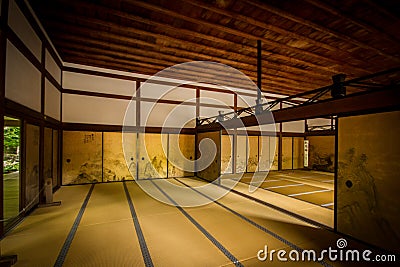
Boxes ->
[138,133,168,178]
[103,132,135,182]
[168,134,195,178]
[307,135,335,172]
[221,135,233,174]
[337,111,400,253]
[197,131,221,182]
[25,124,40,208]
[62,131,102,184]
[247,136,258,172]
[282,137,293,170]
[293,137,304,169]
[236,135,247,173]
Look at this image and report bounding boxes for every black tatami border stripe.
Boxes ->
[173,178,333,267]
[123,181,154,267]
[150,180,244,267]
[54,184,95,267]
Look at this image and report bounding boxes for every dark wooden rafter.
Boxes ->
[54,36,324,92]
[28,0,400,97]
[37,10,344,79]
[244,0,400,62]
[304,0,400,44]
[61,51,308,96]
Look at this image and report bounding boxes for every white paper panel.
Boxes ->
[45,79,60,120]
[8,0,41,60]
[282,120,305,133]
[307,118,333,127]
[236,135,247,173]
[63,94,132,125]
[5,41,41,112]
[200,90,234,106]
[45,49,61,84]
[141,83,196,102]
[199,107,232,119]
[141,102,195,127]
[63,71,136,96]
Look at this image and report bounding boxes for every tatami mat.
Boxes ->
[0,175,390,267]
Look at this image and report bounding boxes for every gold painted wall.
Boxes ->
[52,130,58,188]
[293,137,304,169]
[221,135,233,174]
[138,133,168,178]
[25,124,40,208]
[43,128,52,182]
[63,131,102,184]
[337,111,400,253]
[282,137,293,169]
[247,136,259,172]
[197,131,221,182]
[270,137,279,171]
[103,132,135,182]
[259,136,272,171]
[236,135,247,173]
[168,134,195,177]
[307,135,335,172]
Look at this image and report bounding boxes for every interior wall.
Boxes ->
[337,110,400,253]
[221,134,233,174]
[62,94,131,126]
[103,132,135,182]
[138,133,168,178]
[168,134,195,178]
[282,137,293,169]
[293,137,304,169]
[25,123,39,209]
[307,135,335,172]
[197,131,221,182]
[247,135,258,172]
[62,131,102,185]
[5,40,41,112]
[236,135,247,173]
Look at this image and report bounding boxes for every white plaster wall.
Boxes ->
[45,49,61,84]
[63,94,133,125]
[8,0,41,60]
[45,79,60,120]
[5,41,41,111]
[63,71,136,96]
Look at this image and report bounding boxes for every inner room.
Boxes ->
[1,0,399,266]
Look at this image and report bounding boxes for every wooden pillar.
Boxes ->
[0,0,10,237]
[38,43,46,203]
[278,102,283,171]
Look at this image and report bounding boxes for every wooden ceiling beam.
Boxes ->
[52,30,328,89]
[305,0,400,44]
[181,0,382,65]
[198,86,400,131]
[56,39,320,93]
[61,50,307,96]
[37,6,346,77]
[244,0,400,63]
[124,0,374,68]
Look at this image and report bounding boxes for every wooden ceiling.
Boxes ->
[29,0,400,96]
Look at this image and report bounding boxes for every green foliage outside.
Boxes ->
[3,126,20,174]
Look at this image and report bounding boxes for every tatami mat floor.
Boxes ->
[1,174,392,266]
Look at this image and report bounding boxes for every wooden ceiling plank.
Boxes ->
[125,0,375,68]
[52,29,329,88]
[61,50,307,95]
[244,0,400,62]
[305,0,400,44]
[37,6,370,78]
